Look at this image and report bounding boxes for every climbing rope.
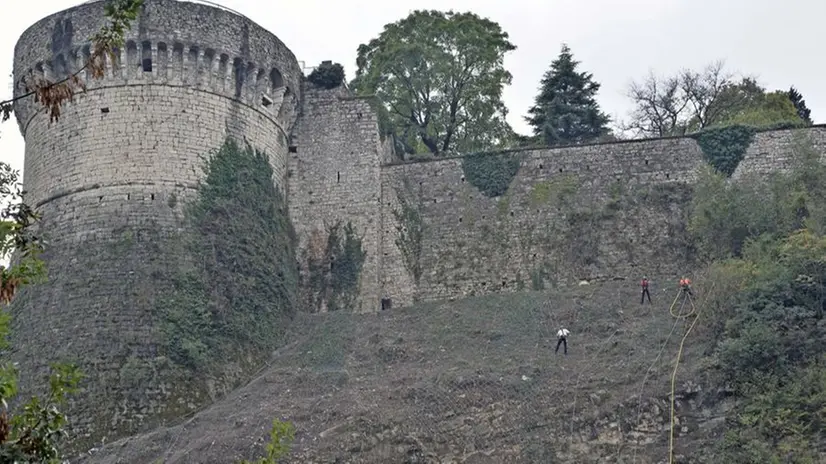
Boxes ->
[626,291,684,464]
[666,281,715,464]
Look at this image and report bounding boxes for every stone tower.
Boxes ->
[10,0,303,445]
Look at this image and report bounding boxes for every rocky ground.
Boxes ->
[75,278,729,463]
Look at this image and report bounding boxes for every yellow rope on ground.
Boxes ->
[666,281,715,464]
[669,287,695,319]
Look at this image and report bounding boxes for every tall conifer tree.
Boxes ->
[526,44,610,146]
[787,86,813,125]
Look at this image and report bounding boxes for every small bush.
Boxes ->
[307,62,345,90]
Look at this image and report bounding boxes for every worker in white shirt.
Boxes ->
[555,327,570,355]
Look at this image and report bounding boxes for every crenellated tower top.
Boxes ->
[13,0,303,137]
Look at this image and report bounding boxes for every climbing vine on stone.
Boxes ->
[156,137,298,370]
[304,221,367,312]
[461,150,522,198]
[691,125,757,177]
[393,179,425,285]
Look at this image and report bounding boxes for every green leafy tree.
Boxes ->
[705,78,803,128]
[351,10,516,156]
[0,1,142,461]
[525,44,610,146]
[787,86,813,125]
[307,61,345,90]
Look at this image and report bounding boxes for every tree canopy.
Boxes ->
[623,61,808,137]
[525,44,610,146]
[351,10,516,156]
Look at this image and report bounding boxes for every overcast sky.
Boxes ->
[1,0,824,181]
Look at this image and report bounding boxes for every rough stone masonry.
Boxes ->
[9,0,826,449]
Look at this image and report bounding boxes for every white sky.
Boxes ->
[1,0,824,181]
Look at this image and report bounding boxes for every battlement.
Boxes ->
[12,0,302,134]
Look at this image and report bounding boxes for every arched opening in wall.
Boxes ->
[245,62,255,97]
[203,49,216,81]
[219,54,229,84]
[141,40,152,72]
[172,43,184,77]
[81,45,91,78]
[126,40,138,74]
[233,57,245,98]
[188,46,200,81]
[270,67,284,91]
[53,54,68,80]
[42,60,54,81]
[69,47,80,74]
[109,47,121,75]
[157,42,168,78]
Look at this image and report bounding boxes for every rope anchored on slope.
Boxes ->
[666,281,715,464]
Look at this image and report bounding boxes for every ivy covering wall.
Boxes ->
[155,137,299,371]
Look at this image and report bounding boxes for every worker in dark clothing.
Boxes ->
[640,275,652,304]
[555,327,570,355]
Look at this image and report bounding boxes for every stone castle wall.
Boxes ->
[378,125,826,307]
[10,0,302,446]
[289,85,390,312]
[10,0,826,451]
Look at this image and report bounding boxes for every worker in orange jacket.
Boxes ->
[679,277,693,296]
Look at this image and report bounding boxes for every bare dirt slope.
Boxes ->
[76,277,726,464]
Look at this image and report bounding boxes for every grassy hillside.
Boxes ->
[78,278,723,463]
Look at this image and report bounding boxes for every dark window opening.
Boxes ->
[126,193,130,200]
[288,145,297,153]
[539,164,543,169]
[142,58,152,72]
[150,193,154,200]
[666,173,670,179]
[381,297,392,311]
[459,217,463,223]
[559,168,563,172]
[262,94,273,107]
[100,107,109,113]
[337,171,340,183]
[644,159,649,165]
[98,196,103,202]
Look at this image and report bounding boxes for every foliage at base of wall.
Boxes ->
[689,136,826,262]
[688,145,826,460]
[393,178,425,286]
[701,231,826,462]
[461,150,522,198]
[155,137,299,372]
[302,221,367,312]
